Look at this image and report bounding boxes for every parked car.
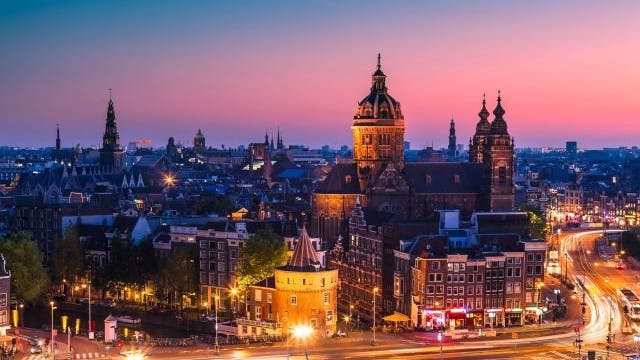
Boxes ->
[99,299,116,307]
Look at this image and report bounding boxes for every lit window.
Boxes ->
[290,296,297,305]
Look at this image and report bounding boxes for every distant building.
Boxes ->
[566,141,577,155]
[448,118,457,157]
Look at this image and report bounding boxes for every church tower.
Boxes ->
[99,91,124,172]
[483,91,515,211]
[352,54,405,190]
[448,118,457,157]
[194,129,206,153]
[470,94,491,164]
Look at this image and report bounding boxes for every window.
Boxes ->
[507,267,513,277]
[467,274,473,282]
[506,283,513,294]
[527,266,533,275]
[514,268,521,277]
[453,174,460,184]
[527,253,534,262]
[514,283,521,294]
[267,293,272,303]
[327,310,334,322]
[535,265,542,275]
[447,287,452,295]
[255,306,262,320]
[476,298,482,309]
[436,285,444,294]
[535,254,543,262]
[230,250,237,260]
[431,261,440,270]
[427,286,435,294]
[515,257,522,264]
[290,296,297,305]
[498,166,507,185]
[476,274,483,282]
[345,175,352,184]
[324,292,330,305]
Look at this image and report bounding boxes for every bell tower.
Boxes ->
[484,91,515,211]
[352,54,405,190]
[99,89,124,172]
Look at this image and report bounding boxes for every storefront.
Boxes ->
[447,308,467,330]
[418,309,445,330]
[483,308,504,328]
[505,308,523,326]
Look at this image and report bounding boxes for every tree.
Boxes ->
[51,226,85,287]
[193,194,236,216]
[0,233,50,304]
[237,226,288,291]
[518,204,548,240]
[158,247,197,310]
[104,230,134,298]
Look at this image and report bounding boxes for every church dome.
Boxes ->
[354,54,403,120]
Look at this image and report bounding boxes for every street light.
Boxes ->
[214,294,220,353]
[230,287,238,318]
[19,303,24,328]
[292,325,313,360]
[536,282,544,327]
[81,282,92,339]
[372,287,379,345]
[50,301,57,358]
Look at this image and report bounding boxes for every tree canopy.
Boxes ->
[157,247,197,306]
[51,226,85,285]
[518,204,548,240]
[0,233,49,304]
[237,226,288,290]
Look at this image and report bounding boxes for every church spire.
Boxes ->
[55,123,61,150]
[371,53,386,91]
[448,117,456,157]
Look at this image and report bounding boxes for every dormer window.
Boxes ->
[425,175,432,184]
[454,174,460,184]
[345,175,352,184]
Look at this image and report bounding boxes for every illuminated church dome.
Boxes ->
[354,54,403,120]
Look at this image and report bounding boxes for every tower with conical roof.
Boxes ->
[352,54,405,189]
[470,94,491,164]
[448,118,457,157]
[272,226,338,333]
[99,91,124,172]
[483,91,515,211]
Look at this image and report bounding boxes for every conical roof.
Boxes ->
[283,226,320,272]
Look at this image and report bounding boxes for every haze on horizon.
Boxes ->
[1,1,639,150]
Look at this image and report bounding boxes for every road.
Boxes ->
[20,229,637,360]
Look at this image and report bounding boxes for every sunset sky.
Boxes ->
[1,1,639,149]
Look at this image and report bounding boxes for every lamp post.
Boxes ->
[230,287,238,319]
[536,282,544,327]
[349,304,354,332]
[214,293,220,353]
[50,301,57,359]
[19,303,24,328]
[82,282,92,339]
[372,287,378,345]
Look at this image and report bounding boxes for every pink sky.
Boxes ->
[1,1,639,149]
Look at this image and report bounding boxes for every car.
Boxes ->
[616,262,626,270]
[100,299,116,307]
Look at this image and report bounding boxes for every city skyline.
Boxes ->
[1,1,639,149]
